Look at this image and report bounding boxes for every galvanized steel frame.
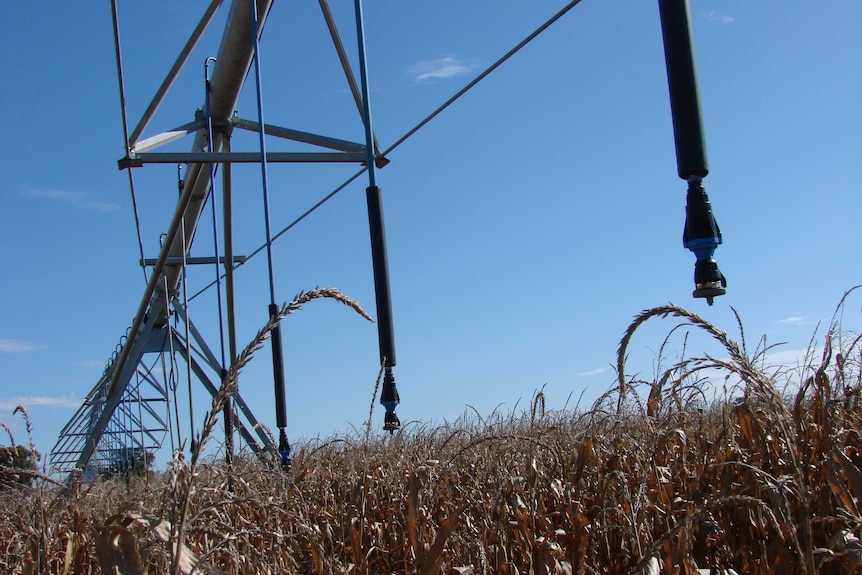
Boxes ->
[52,0,389,478]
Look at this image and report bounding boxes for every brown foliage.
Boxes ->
[0,445,40,488]
[4,295,862,574]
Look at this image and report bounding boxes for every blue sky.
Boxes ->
[1,1,860,464]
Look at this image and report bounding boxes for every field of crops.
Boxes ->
[3,295,862,574]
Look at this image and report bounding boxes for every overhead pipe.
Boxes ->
[75,0,275,475]
[162,0,274,306]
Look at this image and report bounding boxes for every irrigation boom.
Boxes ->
[51,0,726,480]
[51,0,401,478]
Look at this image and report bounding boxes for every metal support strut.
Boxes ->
[355,0,400,432]
[248,0,291,470]
[658,0,727,305]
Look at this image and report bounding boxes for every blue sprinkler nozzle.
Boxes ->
[380,369,400,434]
[278,428,291,472]
[683,180,726,305]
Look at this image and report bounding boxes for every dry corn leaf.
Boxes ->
[418,506,465,575]
[308,536,326,575]
[125,512,224,575]
[533,555,560,575]
[349,516,363,569]
[832,446,862,506]
[643,556,660,575]
[733,404,758,444]
[575,437,595,483]
[22,548,34,575]
[829,528,862,567]
[407,466,425,561]
[826,459,859,516]
[648,384,662,418]
[62,534,74,575]
[95,525,144,575]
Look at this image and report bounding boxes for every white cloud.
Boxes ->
[24,188,121,213]
[705,11,733,24]
[778,316,809,325]
[0,339,43,353]
[764,348,823,367]
[27,189,81,201]
[0,395,80,411]
[73,360,108,369]
[577,367,608,377]
[407,56,479,83]
[85,201,122,213]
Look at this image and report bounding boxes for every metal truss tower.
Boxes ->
[51,0,726,479]
[50,0,400,478]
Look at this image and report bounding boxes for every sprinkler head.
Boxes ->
[381,369,400,434]
[278,428,291,472]
[692,258,726,305]
[683,180,726,305]
[384,410,401,434]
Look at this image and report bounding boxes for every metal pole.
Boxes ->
[109,0,149,286]
[204,56,229,374]
[354,0,400,432]
[319,0,380,154]
[222,137,236,468]
[203,56,232,464]
[658,0,726,304]
[249,0,291,470]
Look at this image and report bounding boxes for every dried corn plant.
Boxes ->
[2,289,862,575]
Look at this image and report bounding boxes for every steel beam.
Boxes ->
[142,256,247,267]
[129,0,225,147]
[231,117,367,152]
[132,151,367,164]
[131,121,206,155]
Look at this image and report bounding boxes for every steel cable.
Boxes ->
[187,0,584,302]
[110,0,149,286]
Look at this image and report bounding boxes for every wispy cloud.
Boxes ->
[0,395,80,411]
[0,339,44,353]
[761,348,820,368]
[73,359,107,369]
[705,11,733,24]
[27,189,79,201]
[712,347,821,371]
[407,56,480,83]
[577,367,608,377]
[777,316,813,325]
[25,188,121,213]
[86,202,122,213]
